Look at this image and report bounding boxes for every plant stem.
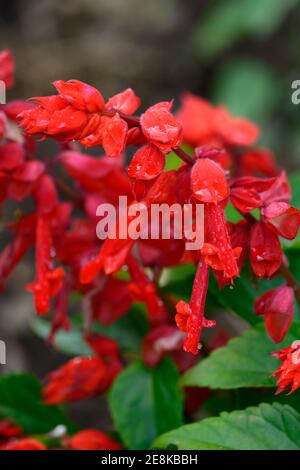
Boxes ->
[172,147,195,165]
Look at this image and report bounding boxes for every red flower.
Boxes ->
[19,81,141,157]
[240,148,280,177]
[27,216,65,314]
[250,221,282,278]
[255,286,294,343]
[262,202,300,240]
[0,419,22,439]
[213,106,259,147]
[177,93,259,147]
[175,257,216,355]
[106,87,140,115]
[272,340,300,394]
[140,101,182,151]
[0,49,15,89]
[143,324,184,367]
[43,356,107,404]
[230,176,275,213]
[0,438,46,450]
[68,429,122,450]
[191,158,229,204]
[127,254,167,321]
[204,203,240,279]
[128,143,165,180]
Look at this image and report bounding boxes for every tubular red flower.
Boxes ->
[128,143,165,180]
[42,356,108,404]
[68,429,122,450]
[0,438,46,450]
[254,285,294,343]
[141,101,182,151]
[105,87,141,115]
[0,49,15,89]
[262,202,300,240]
[53,79,105,112]
[272,340,300,395]
[27,215,65,315]
[142,325,184,367]
[175,257,215,354]
[205,203,240,279]
[191,158,229,203]
[250,221,282,278]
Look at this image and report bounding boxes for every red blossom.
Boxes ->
[140,101,182,151]
[27,216,65,314]
[175,257,216,355]
[42,356,108,404]
[255,286,295,343]
[272,341,300,395]
[250,221,282,279]
[0,49,15,89]
[191,158,229,204]
[68,429,122,450]
[0,438,46,450]
[128,143,165,180]
[262,202,300,240]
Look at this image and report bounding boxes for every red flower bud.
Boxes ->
[255,285,294,343]
[250,221,282,278]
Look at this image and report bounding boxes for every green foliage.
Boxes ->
[154,403,300,450]
[212,58,280,122]
[191,0,299,61]
[0,374,75,435]
[181,324,300,389]
[109,358,183,450]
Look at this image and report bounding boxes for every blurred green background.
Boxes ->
[1,0,300,168]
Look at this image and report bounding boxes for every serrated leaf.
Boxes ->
[0,374,75,434]
[153,403,300,450]
[181,324,300,389]
[109,358,183,450]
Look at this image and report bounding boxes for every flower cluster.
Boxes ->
[0,46,300,429]
[0,418,121,450]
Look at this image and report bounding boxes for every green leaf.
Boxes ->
[191,0,298,61]
[32,319,92,356]
[93,304,148,353]
[109,358,183,450]
[32,305,148,356]
[212,58,280,122]
[181,324,300,389]
[0,374,75,434]
[153,403,300,450]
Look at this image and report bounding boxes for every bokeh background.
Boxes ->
[1,0,300,428]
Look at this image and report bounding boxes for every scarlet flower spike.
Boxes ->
[175,256,216,355]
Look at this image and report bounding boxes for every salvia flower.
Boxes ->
[254,285,295,343]
[272,341,300,395]
[68,429,122,450]
[175,257,216,354]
